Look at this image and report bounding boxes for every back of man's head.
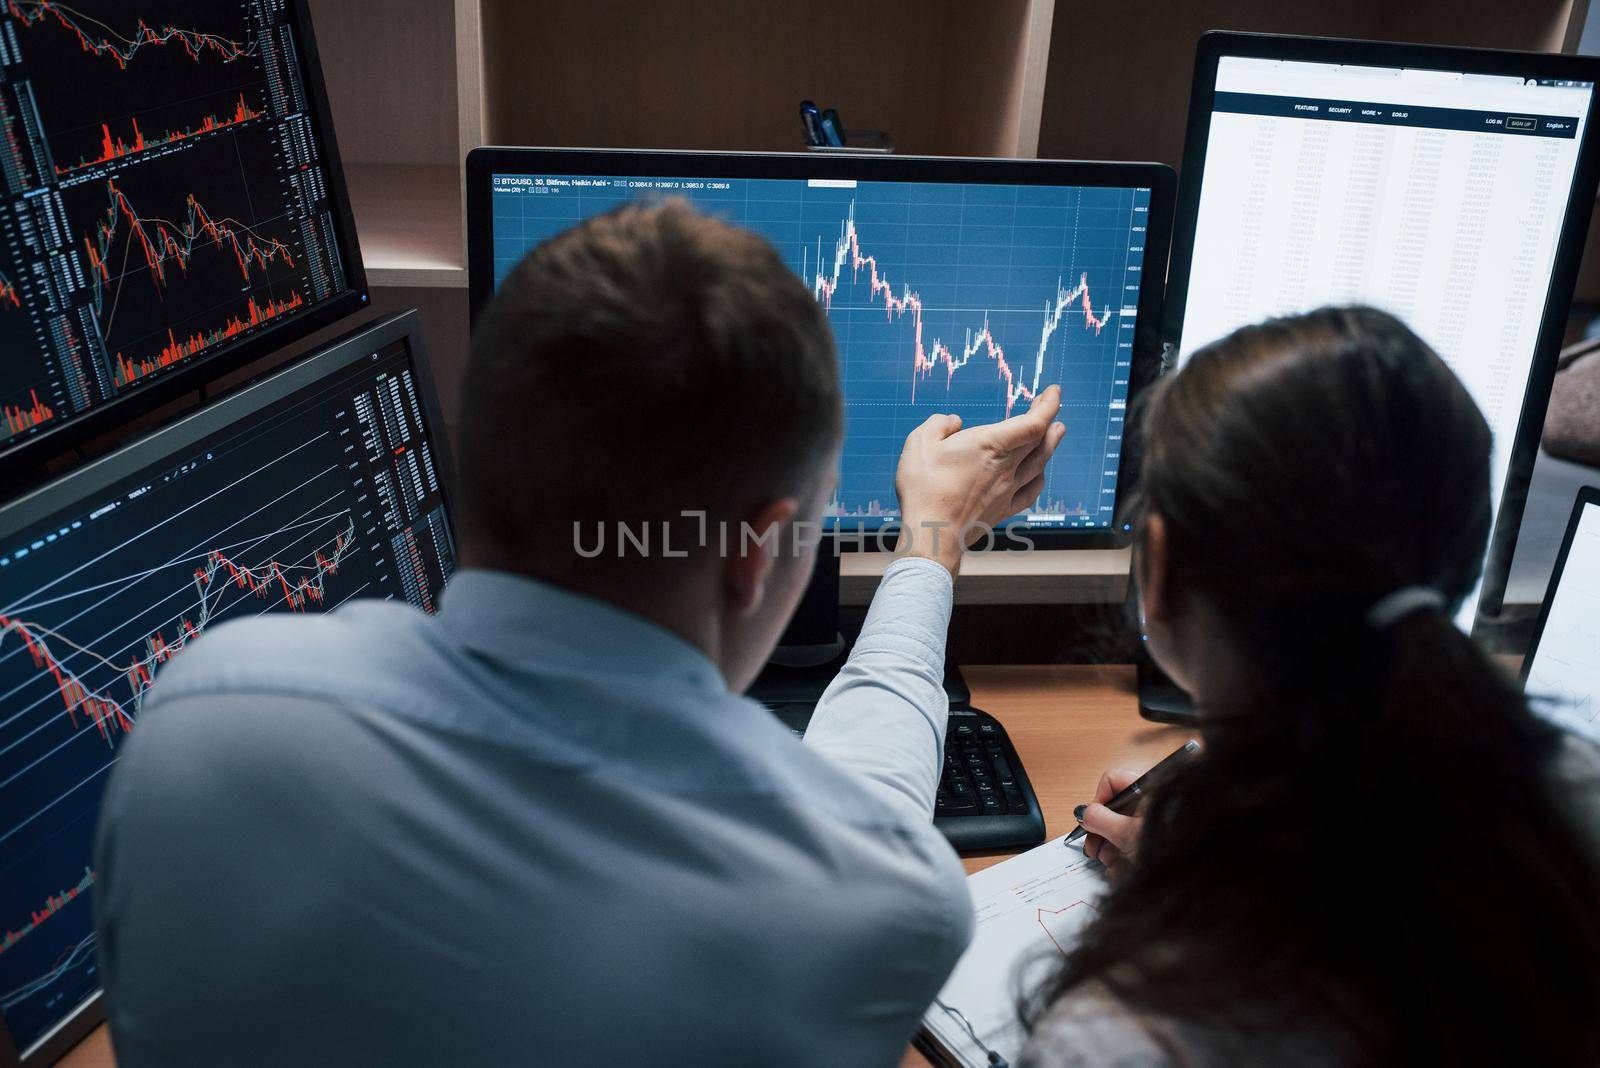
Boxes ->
[457,199,842,598]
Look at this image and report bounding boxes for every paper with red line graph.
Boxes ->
[920,835,1107,1068]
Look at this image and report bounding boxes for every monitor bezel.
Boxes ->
[1161,31,1600,628]
[465,147,1177,549]
[0,309,448,1068]
[1519,484,1600,687]
[0,0,371,480]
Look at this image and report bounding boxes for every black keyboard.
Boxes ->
[767,703,1046,853]
[935,707,1046,851]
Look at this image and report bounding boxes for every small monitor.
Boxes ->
[1522,487,1600,743]
[1164,33,1600,630]
[468,149,1176,547]
[0,0,366,471]
[0,312,456,1064]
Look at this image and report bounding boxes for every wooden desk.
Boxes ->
[57,664,1182,1068]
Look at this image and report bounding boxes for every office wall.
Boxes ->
[1038,0,1574,167]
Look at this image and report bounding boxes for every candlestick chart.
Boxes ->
[56,123,317,395]
[490,174,1151,528]
[0,501,365,1047]
[0,0,358,459]
[0,340,455,1051]
[5,1,256,67]
[85,177,297,308]
[8,1,263,173]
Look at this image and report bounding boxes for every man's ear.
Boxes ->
[724,498,800,617]
[1137,512,1175,627]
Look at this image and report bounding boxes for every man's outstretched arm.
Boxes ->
[804,387,1066,822]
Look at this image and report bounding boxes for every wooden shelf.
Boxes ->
[344,163,466,288]
[478,0,1056,158]
[310,0,477,289]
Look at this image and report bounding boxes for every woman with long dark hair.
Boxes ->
[1020,307,1600,1066]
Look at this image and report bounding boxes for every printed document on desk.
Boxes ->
[919,836,1107,1068]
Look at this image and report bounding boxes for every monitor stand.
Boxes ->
[755,553,1191,723]
[1136,650,1199,725]
[1121,571,1200,725]
[748,549,971,709]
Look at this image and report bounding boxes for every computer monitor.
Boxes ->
[466,149,1176,548]
[0,311,455,1065]
[0,0,366,473]
[1164,33,1600,632]
[1522,487,1600,743]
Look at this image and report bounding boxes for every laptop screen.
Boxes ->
[1525,494,1600,742]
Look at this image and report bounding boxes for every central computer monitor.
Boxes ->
[0,311,456,1065]
[467,149,1176,549]
[1164,33,1600,632]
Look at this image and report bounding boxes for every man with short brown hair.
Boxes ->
[95,201,1065,1066]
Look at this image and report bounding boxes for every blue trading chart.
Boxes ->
[490,174,1150,529]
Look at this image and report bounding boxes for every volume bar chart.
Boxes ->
[115,291,305,388]
[2,388,53,438]
[0,868,93,959]
[56,92,265,176]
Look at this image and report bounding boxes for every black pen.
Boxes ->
[1065,739,1200,845]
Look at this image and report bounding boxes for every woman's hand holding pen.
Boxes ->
[1072,742,1198,876]
[1079,768,1145,877]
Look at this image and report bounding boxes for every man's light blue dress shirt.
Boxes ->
[94,556,972,1066]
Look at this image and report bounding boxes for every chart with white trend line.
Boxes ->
[490,174,1151,529]
[0,336,455,1053]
